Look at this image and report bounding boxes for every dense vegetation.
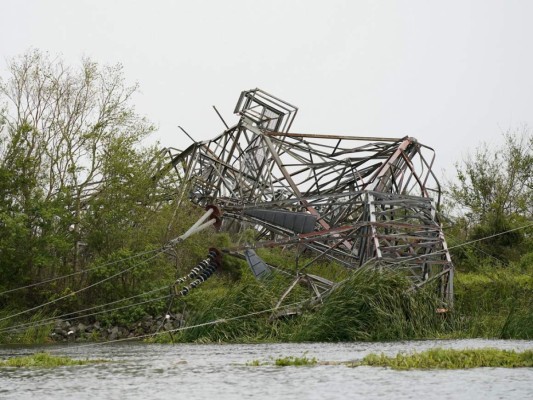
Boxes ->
[0,50,215,323]
[0,51,531,344]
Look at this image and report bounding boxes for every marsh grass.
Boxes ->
[0,352,107,368]
[3,252,530,345]
[454,266,533,339]
[0,309,54,345]
[356,348,533,370]
[155,270,307,343]
[153,265,454,343]
[289,267,448,342]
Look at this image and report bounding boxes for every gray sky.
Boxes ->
[1,0,532,179]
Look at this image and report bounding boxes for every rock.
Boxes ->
[109,326,119,341]
[47,314,187,342]
[54,327,66,337]
[119,327,128,338]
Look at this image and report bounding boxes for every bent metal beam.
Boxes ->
[167,88,454,308]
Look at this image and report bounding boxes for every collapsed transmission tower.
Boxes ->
[167,89,454,309]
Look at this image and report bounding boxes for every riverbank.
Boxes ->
[1,263,531,345]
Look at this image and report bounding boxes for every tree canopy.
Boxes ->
[0,50,187,307]
[447,126,533,264]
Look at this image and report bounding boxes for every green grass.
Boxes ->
[454,264,533,339]
[153,265,449,344]
[0,352,107,368]
[289,267,448,342]
[274,355,317,366]
[3,252,531,345]
[356,348,533,370]
[155,269,310,343]
[0,309,54,345]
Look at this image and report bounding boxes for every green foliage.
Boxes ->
[447,127,533,264]
[454,264,533,339]
[0,308,54,344]
[290,267,447,342]
[167,270,298,343]
[0,352,106,368]
[151,265,454,344]
[517,251,533,272]
[0,50,184,318]
[357,348,533,370]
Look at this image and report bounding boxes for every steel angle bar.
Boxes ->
[265,132,405,142]
[166,88,454,306]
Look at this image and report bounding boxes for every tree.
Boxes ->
[447,126,533,263]
[0,50,166,301]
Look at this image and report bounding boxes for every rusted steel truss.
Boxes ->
[168,89,454,307]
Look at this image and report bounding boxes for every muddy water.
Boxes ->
[1,339,532,399]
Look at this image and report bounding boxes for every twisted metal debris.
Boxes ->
[168,89,454,308]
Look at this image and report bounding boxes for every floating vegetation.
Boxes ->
[0,352,107,368]
[356,348,533,370]
[274,355,318,366]
[246,359,263,366]
[246,354,318,367]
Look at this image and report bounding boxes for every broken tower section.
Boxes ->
[169,88,453,306]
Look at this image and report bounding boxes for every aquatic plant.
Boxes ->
[245,359,263,366]
[0,352,107,368]
[274,355,318,366]
[246,354,318,366]
[356,348,533,370]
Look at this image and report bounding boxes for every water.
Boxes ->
[1,339,532,399]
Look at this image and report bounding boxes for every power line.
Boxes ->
[5,221,532,348]
[0,208,219,324]
[0,285,169,333]
[0,248,163,297]
[0,250,165,324]
[48,299,310,352]
[2,294,172,335]
[0,207,218,297]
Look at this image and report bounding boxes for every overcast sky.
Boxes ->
[1,0,532,179]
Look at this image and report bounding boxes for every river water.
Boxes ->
[1,339,532,399]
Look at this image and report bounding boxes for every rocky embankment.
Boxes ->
[50,314,185,342]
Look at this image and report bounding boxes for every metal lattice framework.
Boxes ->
[168,89,454,307]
